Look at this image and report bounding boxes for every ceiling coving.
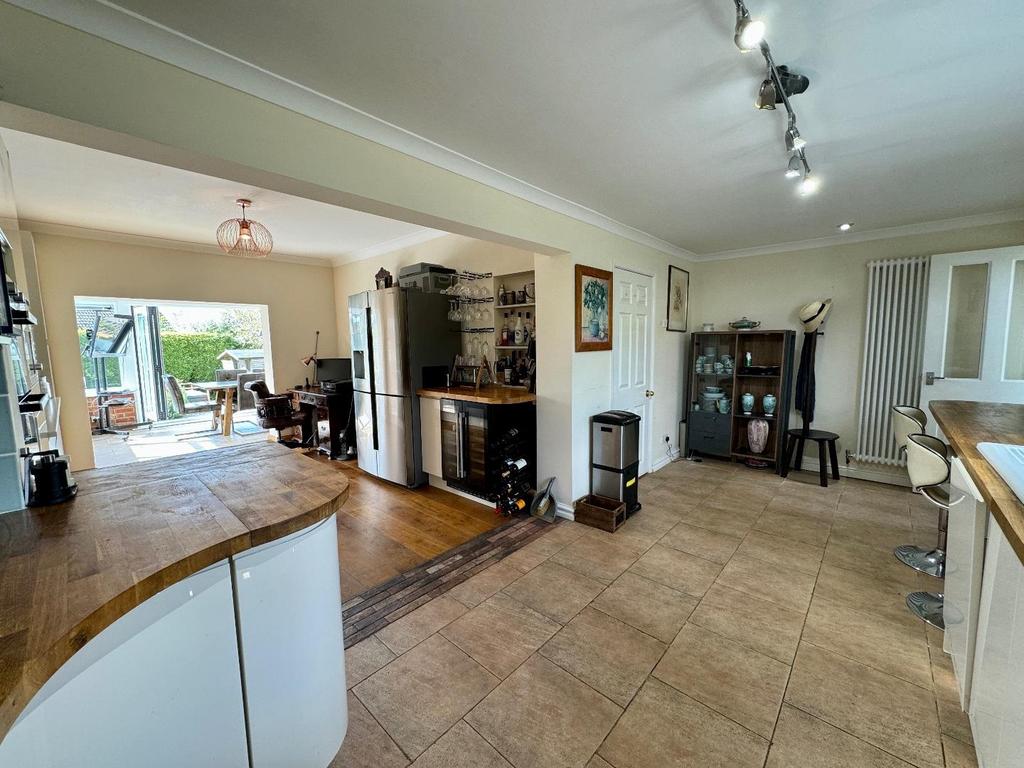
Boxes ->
[216,198,274,258]
[733,0,818,196]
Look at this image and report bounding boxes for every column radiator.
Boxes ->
[853,256,930,466]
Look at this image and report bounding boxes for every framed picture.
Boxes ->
[666,265,689,332]
[575,264,613,352]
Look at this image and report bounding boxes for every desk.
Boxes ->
[195,381,238,436]
[290,385,353,459]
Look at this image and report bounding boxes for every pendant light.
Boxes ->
[216,198,274,258]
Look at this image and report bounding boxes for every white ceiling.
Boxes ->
[0,129,441,264]
[43,0,1024,255]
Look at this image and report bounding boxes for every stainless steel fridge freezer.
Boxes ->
[348,287,459,486]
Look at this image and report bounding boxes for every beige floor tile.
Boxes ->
[612,507,680,548]
[345,635,397,689]
[802,596,932,688]
[550,533,643,583]
[599,677,768,768]
[766,704,914,768]
[542,521,590,547]
[823,534,923,588]
[376,595,468,655]
[539,606,666,707]
[590,570,697,643]
[753,509,833,547]
[586,756,615,768]
[942,735,979,768]
[675,502,759,538]
[936,699,974,746]
[659,521,742,564]
[930,644,960,703]
[785,644,943,768]
[466,654,621,768]
[446,558,525,608]
[330,693,409,768]
[441,592,560,678]
[715,554,816,614]
[764,494,837,521]
[354,634,498,760]
[653,622,790,738]
[628,544,722,597]
[689,583,805,663]
[407,721,512,768]
[735,530,823,574]
[814,564,921,629]
[836,501,913,530]
[502,560,605,624]
[830,516,914,550]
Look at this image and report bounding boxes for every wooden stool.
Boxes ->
[781,429,840,487]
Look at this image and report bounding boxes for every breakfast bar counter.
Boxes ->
[930,400,1024,561]
[0,443,350,768]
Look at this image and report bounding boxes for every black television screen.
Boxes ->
[317,357,352,382]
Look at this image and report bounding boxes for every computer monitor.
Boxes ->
[316,357,352,382]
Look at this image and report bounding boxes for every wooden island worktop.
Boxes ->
[417,384,537,405]
[930,400,1024,563]
[0,442,349,743]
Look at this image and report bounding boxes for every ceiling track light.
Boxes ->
[733,0,766,52]
[730,2,822,196]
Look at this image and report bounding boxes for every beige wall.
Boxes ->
[32,233,338,470]
[689,221,1024,477]
[332,234,535,353]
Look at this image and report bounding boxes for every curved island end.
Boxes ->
[0,443,350,768]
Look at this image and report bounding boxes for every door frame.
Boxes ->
[612,265,656,476]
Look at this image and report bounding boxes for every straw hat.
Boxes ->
[799,299,833,332]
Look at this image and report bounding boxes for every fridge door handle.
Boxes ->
[367,307,379,450]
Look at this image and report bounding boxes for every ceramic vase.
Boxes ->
[763,393,777,415]
[748,418,769,455]
[741,392,755,415]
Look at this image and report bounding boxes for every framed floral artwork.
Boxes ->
[575,264,613,352]
[667,265,689,332]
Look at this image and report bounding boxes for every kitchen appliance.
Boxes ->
[440,399,536,501]
[349,287,459,486]
[25,449,78,506]
[591,410,641,513]
[398,262,457,293]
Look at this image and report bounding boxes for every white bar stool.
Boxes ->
[892,406,946,578]
[904,433,954,629]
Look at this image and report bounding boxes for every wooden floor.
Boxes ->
[307,454,506,600]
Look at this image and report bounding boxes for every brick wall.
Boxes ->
[87,392,137,428]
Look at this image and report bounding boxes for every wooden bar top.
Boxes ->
[930,400,1024,563]
[417,385,537,405]
[0,443,348,740]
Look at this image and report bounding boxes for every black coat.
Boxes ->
[795,331,817,429]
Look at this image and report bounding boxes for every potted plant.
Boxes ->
[583,279,608,339]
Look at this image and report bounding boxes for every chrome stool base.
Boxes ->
[894,545,945,578]
[906,591,944,630]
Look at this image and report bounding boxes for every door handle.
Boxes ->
[645,390,655,398]
[924,372,945,386]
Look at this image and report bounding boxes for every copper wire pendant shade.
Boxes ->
[216,198,273,258]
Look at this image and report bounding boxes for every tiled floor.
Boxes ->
[334,458,977,768]
[92,410,269,467]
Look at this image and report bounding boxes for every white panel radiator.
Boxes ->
[853,256,930,465]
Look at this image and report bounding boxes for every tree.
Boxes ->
[196,308,263,348]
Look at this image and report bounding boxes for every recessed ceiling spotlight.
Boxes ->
[733,2,766,52]
[798,173,821,196]
[785,154,802,179]
[838,222,854,232]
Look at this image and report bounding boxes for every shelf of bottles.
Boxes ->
[494,270,536,389]
[492,425,532,516]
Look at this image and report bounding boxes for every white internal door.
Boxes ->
[612,268,654,475]
[921,247,1024,417]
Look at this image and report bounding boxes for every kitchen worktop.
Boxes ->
[0,442,349,741]
[930,400,1024,563]
[417,385,537,405]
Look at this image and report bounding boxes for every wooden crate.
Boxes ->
[574,494,628,533]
